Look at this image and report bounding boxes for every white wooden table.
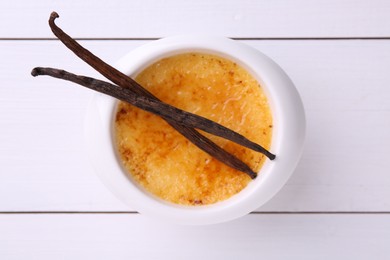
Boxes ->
[1,1,390,259]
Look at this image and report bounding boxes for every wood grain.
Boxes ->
[1,0,390,38]
[0,214,389,259]
[1,40,389,212]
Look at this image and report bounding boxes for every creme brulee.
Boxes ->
[115,53,272,205]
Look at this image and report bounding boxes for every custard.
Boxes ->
[115,53,272,205]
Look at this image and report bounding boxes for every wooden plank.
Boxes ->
[0,40,390,212]
[0,214,389,259]
[1,0,390,38]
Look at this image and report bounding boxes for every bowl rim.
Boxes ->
[84,35,306,225]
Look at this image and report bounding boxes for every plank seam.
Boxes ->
[1,37,390,41]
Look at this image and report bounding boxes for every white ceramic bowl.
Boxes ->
[85,35,305,225]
